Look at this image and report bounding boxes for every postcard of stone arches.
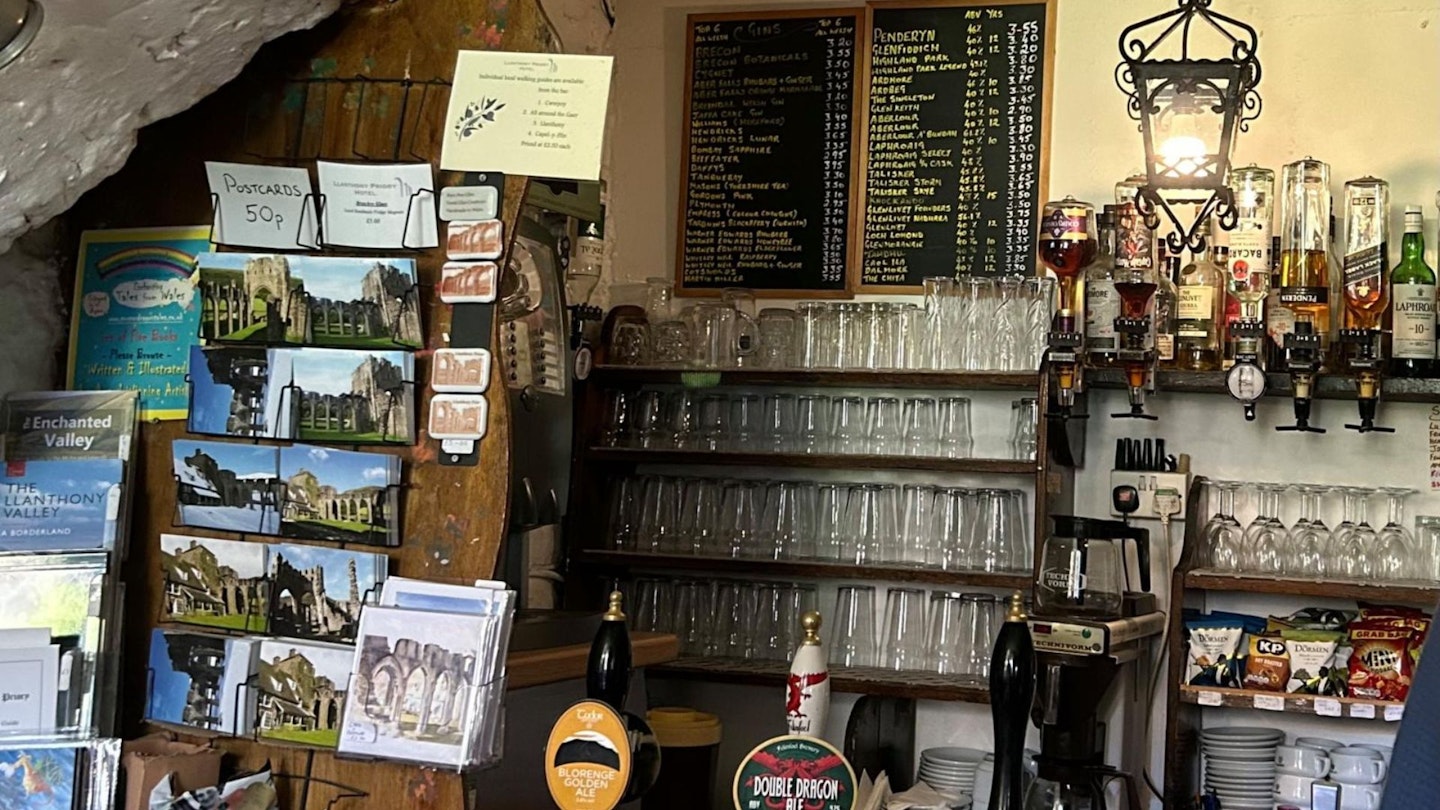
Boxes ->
[172,439,402,546]
[195,252,424,350]
[186,345,417,445]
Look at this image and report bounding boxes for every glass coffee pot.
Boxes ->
[1034,516,1151,620]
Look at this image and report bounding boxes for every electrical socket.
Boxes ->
[1110,470,1189,520]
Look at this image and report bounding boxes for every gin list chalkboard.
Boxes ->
[860,0,1055,291]
[677,11,861,295]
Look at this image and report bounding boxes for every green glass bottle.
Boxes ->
[1389,206,1437,378]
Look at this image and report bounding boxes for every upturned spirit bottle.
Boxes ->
[1389,206,1437,378]
[1175,222,1225,371]
[1279,159,1338,370]
[1342,177,1391,331]
[1083,208,1120,368]
[1265,236,1293,369]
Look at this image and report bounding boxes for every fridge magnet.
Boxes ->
[255,639,354,748]
[197,253,423,350]
[278,444,401,547]
[186,346,291,440]
[445,220,504,261]
[67,226,211,420]
[439,182,500,222]
[316,161,438,250]
[428,395,488,441]
[438,262,498,304]
[159,534,271,633]
[289,348,416,445]
[266,543,387,645]
[172,439,282,534]
[432,348,492,393]
[338,606,485,767]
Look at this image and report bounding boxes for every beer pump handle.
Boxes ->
[988,592,1035,810]
[587,591,633,712]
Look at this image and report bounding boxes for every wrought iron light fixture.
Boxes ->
[1116,0,1261,254]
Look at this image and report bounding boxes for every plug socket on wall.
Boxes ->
[1110,470,1189,520]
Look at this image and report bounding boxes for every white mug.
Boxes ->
[1276,771,1318,803]
[1339,782,1383,810]
[1352,744,1393,764]
[1297,736,1345,752]
[1329,748,1387,785]
[1277,745,1332,778]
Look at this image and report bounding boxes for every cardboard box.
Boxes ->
[121,734,221,810]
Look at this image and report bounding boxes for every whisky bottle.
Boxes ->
[1279,158,1337,370]
[1176,222,1225,371]
[1154,253,1180,369]
[1342,177,1391,331]
[1265,235,1292,370]
[1083,208,1120,368]
[1389,206,1437,378]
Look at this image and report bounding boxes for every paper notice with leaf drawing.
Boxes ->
[440,51,614,181]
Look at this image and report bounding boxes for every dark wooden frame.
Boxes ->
[854,0,1057,294]
[674,8,864,299]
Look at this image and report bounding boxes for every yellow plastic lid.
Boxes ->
[647,707,723,748]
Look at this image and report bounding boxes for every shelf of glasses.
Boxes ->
[584,447,1037,475]
[1184,570,1440,606]
[589,366,1042,391]
[650,656,991,703]
[577,549,1032,589]
[1089,368,1440,403]
[1178,685,1405,720]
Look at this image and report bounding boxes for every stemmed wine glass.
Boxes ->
[1332,488,1379,580]
[1375,487,1417,581]
[1201,481,1245,571]
[1284,485,1331,578]
[1243,483,1286,573]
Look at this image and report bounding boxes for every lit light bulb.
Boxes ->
[1160,135,1208,177]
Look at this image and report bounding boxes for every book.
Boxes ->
[338,606,488,768]
[0,391,138,462]
[144,630,257,735]
[255,639,353,748]
[159,534,269,633]
[0,643,59,736]
[278,445,401,546]
[0,460,123,553]
[265,544,387,645]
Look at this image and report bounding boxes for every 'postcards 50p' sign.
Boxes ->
[733,735,856,810]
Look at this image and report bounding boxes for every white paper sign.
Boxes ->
[1430,405,1440,490]
[1350,703,1376,719]
[1253,694,1284,712]
[205,161,318,249]
[1313,697,1342,717]
[1197,690,1223,707]
[1384,704,1405,722]
[441,51,614,180]
[316,161,438,248]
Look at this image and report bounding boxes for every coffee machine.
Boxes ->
[1022,517,1165,810]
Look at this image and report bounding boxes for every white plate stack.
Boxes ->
[1200,726,1285,810]
[918,747,988,800]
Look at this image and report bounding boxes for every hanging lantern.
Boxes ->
[1116,0,1262,254]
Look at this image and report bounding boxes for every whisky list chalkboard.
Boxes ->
[860,0,1054,290]
[677,11,861,295]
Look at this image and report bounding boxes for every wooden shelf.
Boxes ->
[585,446,1036,474]
[589,366,1041,391]
[1184,570,1440,607]
[651,656,990,703]
[1178,685,1404,721]
[508,631,679,690]
[1089,368,1440,404]
[576,549,1032,589]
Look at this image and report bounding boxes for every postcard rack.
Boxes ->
[239,76,454,165]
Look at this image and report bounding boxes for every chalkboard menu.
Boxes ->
[859,0,1055,290]
[677,11,861,295]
